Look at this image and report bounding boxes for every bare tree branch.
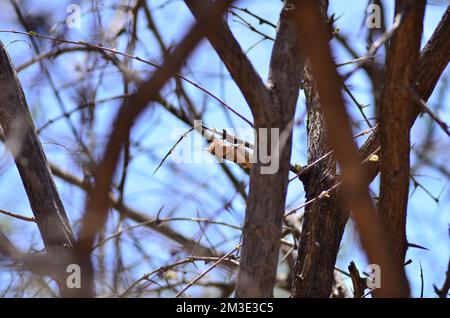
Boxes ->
[289,0,348,298]
[291,4,450,298]
[49,163,230,262]
[434,258,450,298]
[0,41,76,296]
[292,0,409,297]
[0,0,447,299]
[184,0,271,123]
[235,1,303,297]
[186,0,305,298]
[75,0,234,297]
[379,0,426,269]
[348,261,367,298]
[361,5,450,182]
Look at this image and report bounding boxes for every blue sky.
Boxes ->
[0,0,448,297]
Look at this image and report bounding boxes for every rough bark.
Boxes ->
[291,5,450,297]
[0,41,76,295]
[348,261,367,298]
[292,0,410,298]
[292,13,350,297]
[236,1,303,297]
[378,0,425,268]
[291,0,349,299]
[186,0,305,297]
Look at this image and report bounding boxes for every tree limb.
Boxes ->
[0,41,76,296]
[291,4,450,298]
[291,0,409,297]
[361,5,450,183]
[75,0,234,297]
[378,0,425,269]
[235,0,303,297]
[434,258,450,298]
[184,0,271,123]
[49,163,229,263]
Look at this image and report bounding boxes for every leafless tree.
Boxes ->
[0,0,448,298]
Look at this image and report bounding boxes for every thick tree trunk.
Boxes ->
[291,54,349,298]
[291,5,450,298]
[378,0,425,268]
[290,0,347,299]
[235,1,303,297]
[0,41,76,296]
[186,0,305,297]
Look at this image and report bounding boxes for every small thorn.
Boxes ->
[407,242,429,251]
